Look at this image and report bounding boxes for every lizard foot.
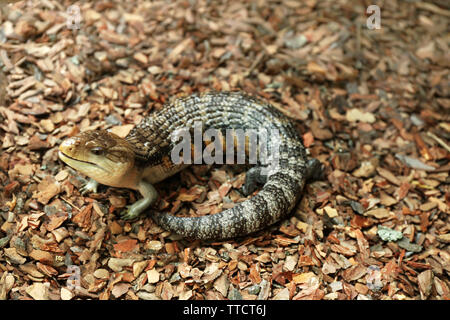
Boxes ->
[305,158,323,181]
[119,195,154,220]
[119,205,141,220]
[241,167,268,196]
[80,179,99,195]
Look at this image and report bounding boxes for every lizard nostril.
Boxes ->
[59,138,77,154]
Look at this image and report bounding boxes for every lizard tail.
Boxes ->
[152,158,309,240]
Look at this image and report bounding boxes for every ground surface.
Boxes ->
[0,0,448,300]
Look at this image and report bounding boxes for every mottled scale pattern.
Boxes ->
[126,91,310,240]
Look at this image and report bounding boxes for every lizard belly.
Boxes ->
[141,163,188,184]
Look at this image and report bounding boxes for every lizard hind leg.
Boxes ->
[241,166,268,196]
[305,158,323,181]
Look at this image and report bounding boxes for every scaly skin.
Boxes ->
[59,91,321,240]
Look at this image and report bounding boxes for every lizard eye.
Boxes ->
[90,147,104,155]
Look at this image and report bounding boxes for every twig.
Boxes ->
[243,52,265,77]
[427,132,450,153]
[415,2,450,17]
[60,196,81,212]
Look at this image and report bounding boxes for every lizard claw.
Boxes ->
[118,195,154,221]
[119,205,140,220]
[80,179,99,195]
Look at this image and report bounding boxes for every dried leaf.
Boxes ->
[395,154,435,171]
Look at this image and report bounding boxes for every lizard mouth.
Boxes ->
[58,151,110,173]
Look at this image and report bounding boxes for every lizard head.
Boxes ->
[59,130,138,188]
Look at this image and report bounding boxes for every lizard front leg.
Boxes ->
[80,178,99,194]
[120,181,158,220]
